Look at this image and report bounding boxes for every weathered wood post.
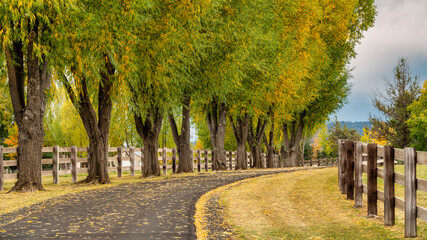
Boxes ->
[0,146,3,191]
[197,149,201,172]
[354,142,363,208]
[405,147,417,238]
[204,150,208,172]
[172,148,177,173]
[384,145,395,226]
[318,158,321,167]
[163,147,167,175]
[367,143,377,216]
[245,151,248,168]
[130,147,135,177]
[338,139,342,191]
[53,145,59,184]
[340,139,347,194]
[346,140,355,200]
[229,151,232,170]
[310,158,312,167]
[117,146,122,178]
[71,146,77,183]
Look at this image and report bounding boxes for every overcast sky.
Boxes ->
[333,0,427,122]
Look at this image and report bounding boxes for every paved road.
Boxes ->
[0,169,305,239]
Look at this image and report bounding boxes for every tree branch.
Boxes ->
[168,113,180,145]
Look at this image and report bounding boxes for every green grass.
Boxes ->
[220,168,407,239]
[363,164,427,237]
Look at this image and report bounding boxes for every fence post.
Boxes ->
[205,150,209,172]
[340,140,347,194]
[245,151,248,169]
[338,139,342,191]
[318,158,321,167]
[71,146,77,183]
[229,151,233,170]
[384,145,395,226]
[172,148,177,173]
[0,146,3,191]
[163,147,167,175]
[117,146,122,178]
[367,143,377,216]
[53,145,59,184]
[405,147,417,238]
[197,149,201,172]
[250,153,253,168]
[130,147,135,177]
[345,140,355,200]
[354,142,363,208]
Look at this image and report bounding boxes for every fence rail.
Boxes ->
[338,140,427,238]
[1,146,337,191]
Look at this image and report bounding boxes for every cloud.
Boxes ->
[335,0,427,121]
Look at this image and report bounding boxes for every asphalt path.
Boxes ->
[0,169,306,239]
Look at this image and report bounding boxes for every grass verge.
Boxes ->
[219,168,411,239]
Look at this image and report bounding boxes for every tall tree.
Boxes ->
[168,95,193,173]
[280,0,376,166]
[1,1,72,192]
[370,58,421,148]
[129,0,209,176]
[59,0,135,183]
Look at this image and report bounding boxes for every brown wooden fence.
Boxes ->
[338,139,427,238]
[0,145,337,191]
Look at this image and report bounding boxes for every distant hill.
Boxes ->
[327,121,371,135]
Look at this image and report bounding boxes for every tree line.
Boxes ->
[0,0,376,192]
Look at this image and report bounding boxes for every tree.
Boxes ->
[370,58,421,148]
[1,1,73,192]
[407,80,427,151]
[359,126,388,145]
[168,96,193,173]
[44,87,88,147]
[280,0,376,166]
[60,0,135,183]
[129,0,210,177]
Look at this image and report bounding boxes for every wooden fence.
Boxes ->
[338,139,427,238]
[0,145,337,191]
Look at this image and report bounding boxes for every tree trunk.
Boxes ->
[169,94,193,173]
[142,135,161,177]
[6,30,51,192]
[134,107,163,177]
[62,55,114,184]
[282,111,306,167]
[248,117,268,168]
[206,100,227,171]
[264,114,275,168]
[280,146,286,167]
[229,113,250,170]
[301,135,306,164]
[86,133,110,183]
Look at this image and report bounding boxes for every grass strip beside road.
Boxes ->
[219,168,406,239]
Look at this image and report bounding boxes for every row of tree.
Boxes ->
[0,0,376,192]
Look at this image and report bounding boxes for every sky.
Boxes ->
[333,0,427,122]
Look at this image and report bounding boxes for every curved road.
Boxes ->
[0,169,305,239]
